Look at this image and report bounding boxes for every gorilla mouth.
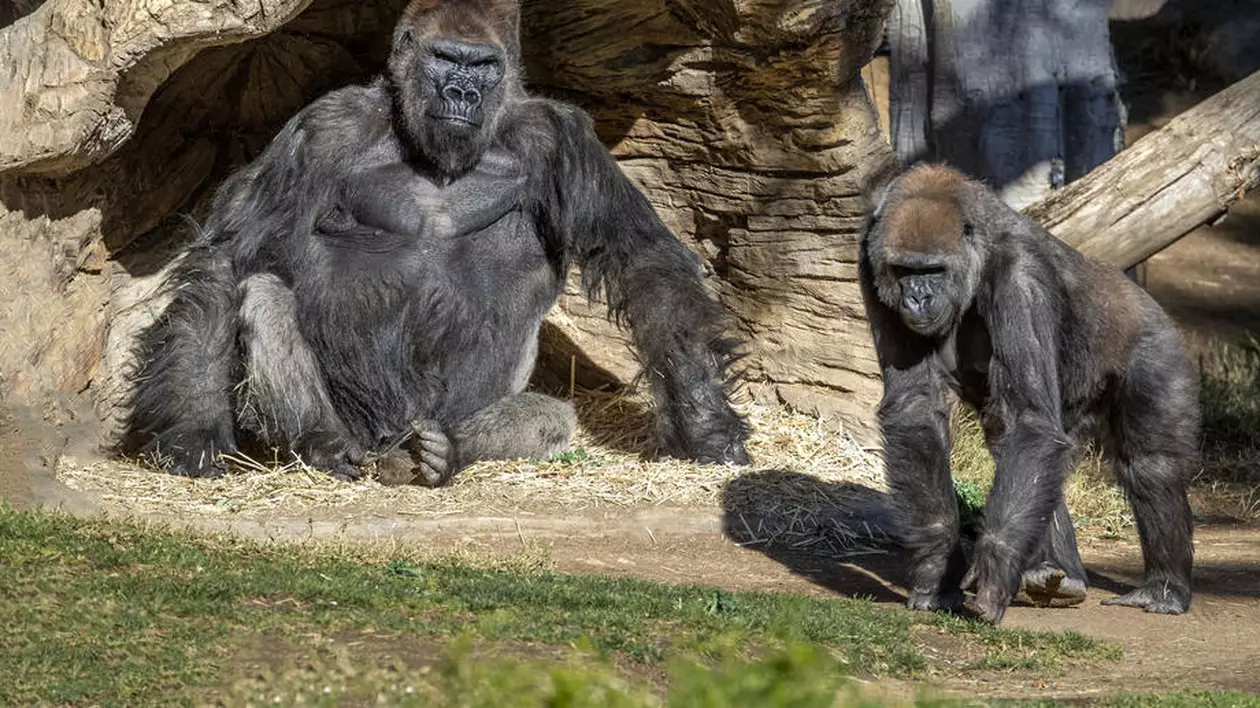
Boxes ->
[430,112,480,127]
[902,312,947,336]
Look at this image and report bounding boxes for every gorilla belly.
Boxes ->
[299,211,561,441]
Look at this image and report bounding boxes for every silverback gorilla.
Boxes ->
[123,0,750,485]
[860,164,1198,624]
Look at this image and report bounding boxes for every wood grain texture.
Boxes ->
[525,0,897,437]
[1027,70,1260,270]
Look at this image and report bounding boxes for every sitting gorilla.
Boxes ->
[123,0,750,484]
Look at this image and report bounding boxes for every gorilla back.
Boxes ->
[124,0,749,484]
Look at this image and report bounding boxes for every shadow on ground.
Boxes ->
[719,470,907,605]
[718,470,1260,609]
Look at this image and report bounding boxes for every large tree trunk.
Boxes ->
[524,1,895,437]
[0,0,898,451]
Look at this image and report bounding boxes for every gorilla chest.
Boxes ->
[947,313,993,408]
[311,210,559,327]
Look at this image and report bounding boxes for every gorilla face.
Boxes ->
[889,260,956,336]
[389,27,511,178]
[421,38,506,129]
[866,166,985,339]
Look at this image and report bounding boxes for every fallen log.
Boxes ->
[1025,70,1260,270]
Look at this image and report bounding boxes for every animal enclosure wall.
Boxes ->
[0,0,896,450]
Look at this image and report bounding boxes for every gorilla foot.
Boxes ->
[166,452,229,479]
[155,441,231,479]
[1101,581,1190,614]
[374,419,455,488]
[1020,563,1087,607]
[906,588,964,614]
[302,438,367,482]
[961,562,1015,625]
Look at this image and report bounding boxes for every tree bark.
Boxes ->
[524,0,896,438]
[1026,70,1260,270]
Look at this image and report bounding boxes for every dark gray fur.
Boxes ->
[859,165,1198,624]
[122,2,749,484]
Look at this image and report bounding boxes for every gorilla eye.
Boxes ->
[962,222,974,237]
[891,264,946,279]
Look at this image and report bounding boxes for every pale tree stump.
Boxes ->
[525,0,896,438]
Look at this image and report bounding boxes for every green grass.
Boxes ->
[0,506,1117,706]
[1009,691,1260,708]
[1199,335,1260,467]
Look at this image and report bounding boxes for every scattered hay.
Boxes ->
[57,391,892,554]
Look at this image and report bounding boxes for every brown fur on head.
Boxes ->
[881,165,970,257]
[389,0,523,178]
[864,164,987,337]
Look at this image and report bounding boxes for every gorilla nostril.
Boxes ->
[442,84,482,107]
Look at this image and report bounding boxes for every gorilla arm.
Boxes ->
[858,244,968,612]
[533,106,749,465]
[124,87,390,477]
[961,265,1076,624]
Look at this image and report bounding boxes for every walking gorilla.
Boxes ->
[860,164,1198,624]
[124,0,750,484]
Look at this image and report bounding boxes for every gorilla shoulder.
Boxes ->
[262,81,402,169]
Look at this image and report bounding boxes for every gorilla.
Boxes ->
[859,164,1198,624]
[123,0,750,485]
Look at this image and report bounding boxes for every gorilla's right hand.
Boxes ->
[373,419,455,488]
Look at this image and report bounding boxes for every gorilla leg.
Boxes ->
[124,248,239,477]
[1103,336,1196,613]
[377,392,577,487]
[881,376,968,613]
[1020,500,1088,606]
[237,274,366,480]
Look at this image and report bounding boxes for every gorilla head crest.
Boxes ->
[388,0,523,178]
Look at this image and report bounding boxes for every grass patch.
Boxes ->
[1012,690,1260,708]
[220,639,935,707]
[0,506,1115,706]
[1096,691,1260,708]
[1199,333,1260,449]
[1197,335,1260,519]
